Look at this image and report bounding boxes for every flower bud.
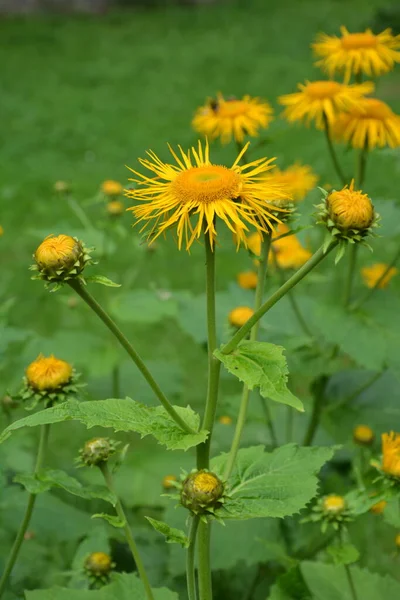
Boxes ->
[181,470,224,514]
[395,534,400,549]
[353,424,374,446]
[237,271,258,290]
[54,180,70,194]
[322,494,346,515]
[106,200,124,216]
[101,180,123,196]
[162,474,178,490]
[218,415,233,425]
[26,354,72,392]
[228,306,254,328]
[79,437,116,467]
[370,500,386,515]
[84,552,113,578]
[32,234,91,285]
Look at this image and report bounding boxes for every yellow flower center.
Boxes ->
[217,99,251,118]
[341,32,377,50]
[193,472,220,494]
[323,494,346,513]
[353,424,374,444]
[86,552,112,574]
[26,354,72,391]
[359,98,393,120]
[305,81,342,99]
[172,165,242,205]
[328,184,374,230]
[35,234,79,270]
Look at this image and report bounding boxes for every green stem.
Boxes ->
[302,375,328,446]
[197,520,212,600]
[222,243,337,355]
[355,147,368,188]
[186,515,200,600]
[99,463,154,600]
[68,279,193,434]
[343,244,358,308]
[0,424,50,598]
[197,232,221,469]
[351,245,400,311]
[67,196,96,232]
[344,564,359,600]
[223,234,271,480]
[323,113,347,186]
[261,397,278,448]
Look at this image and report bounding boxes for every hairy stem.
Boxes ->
[68,279,193,434]
[0,424,50,598]
[323,113,347,186]
[186,515,200,600]
[99,463,154,600]
[197,520,212,600]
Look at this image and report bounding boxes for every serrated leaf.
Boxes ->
[214,341,303,412]
[14,469,116,505]
[211,444,335,520]
[145,517,190,548]
[0,399,207,451]
[326,543,360,565]
[86,274,121,287]
[92,513,126,528]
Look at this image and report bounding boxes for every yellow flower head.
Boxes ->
[237,271,258,290]
[218,415,233,425]
[126,140,289,251]
[361,262,398,289]
[192,93,273,144]
[382,432,400,478]
[26,354,72,392]
[396,533,400,549]
[181,469,225,514]
[323,494,346,514]
[266,163,318,202]
[35,234,81,272]
[279,80,374,129]
[101,180,123,196]
[327,181,374,232]
[333,98,400,150]
[193,472,221,494]
[312,27,400,81]
[85,552,113,577]
[229,306,254,328]
[370,500,387,515]
[271,223,312,270]
[107,200,125,216]
[0,225,4,236]
[162,474,178,489]
[353,424,374,445]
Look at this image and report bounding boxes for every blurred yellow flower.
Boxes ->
[333,98,400,150]
[162,474,178,489]
[54,180,70,193]
[218,415,233,425]
[353,424,374,445]
[327,180,374,232]
[396,533,400,548]
[192,94,273,144]
[84,552,113,577]
[0,225,4,236]
[247,232,262,257]
[126,140,288,251]
[107,200,125,216]
[237,271,258,289]
[370,500,386,514]
[279,80,373,129]
[229,306,254,328]
[271,223,312,270]
[102,180,123,196]
[26,354,72,392]
[322,494,346,514]
[312,27,400,81]
[266,163,318,201]
[382,432,400,478]
[361,263,398,289]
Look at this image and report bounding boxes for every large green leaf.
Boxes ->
[211,444,334,520]
[214,341,303,412]
[145,517,189,548]
[301,561,400,600]
[0,399,207,451]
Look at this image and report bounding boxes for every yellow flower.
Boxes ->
[162,474,178,489]
[396,533,400,549]
[361,263,398,289]
[278,80,374,129]
[101,180,123,196]
[353,424,374,445]
[35,234,82,272]
[0,225,3,236]
[237,271,258,289]
[271,223,312,270]
[192,93,273,144]
[85,552,113,577]
[333,98,400,150]
[229,306,254,328]
[247,232,262,257]
[106,200,125,216]
[126,140,288,251]
[312,27,400,81]
[327,180,374,232]
[382,432,400,478]
[218,415,233,425]
[26,354,73,392]
[370,500,386,515]
[322,494,346,514]
[266,163,318,201]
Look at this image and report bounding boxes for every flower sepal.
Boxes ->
[20,371,82,411]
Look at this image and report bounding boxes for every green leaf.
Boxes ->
[109,290,177,324]
[145,517,190,548]
[14,469,116,505]
[86,274,121,287]
[92,513,126,528]
[268,566,311,600]
[214,341,304,412]
[326,543,360,565]
[0,399,207,451]
[301,561,400,600]
[211,444,334,520]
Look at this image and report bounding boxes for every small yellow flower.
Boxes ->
[0,225,3,236]
[322,494,346,514]
[126,140,289,251]
[265,163,318,201]
[312,27,400,81]
[162,474,178,489]
[333,98,400,150]
[85,552,113,577]
[35,234,81,272]
[101,180,123,196]
[370,500,387,515]
[26,354,72,392]
[327,181,374,232]
[353,424,374,445]
[229,306,254,328]
[361,263,398,289]
[106,200,125,216]
[192,93,273,144]
[218,415,233,425]
[237,271,258,290]
[382,432,400,478]
[395,533,400,549]
[279,80,374,129]
[54,180,70,193]
[271,223,312,270]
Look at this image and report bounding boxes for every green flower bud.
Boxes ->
[181,470,224,514]
[79,437,116,467]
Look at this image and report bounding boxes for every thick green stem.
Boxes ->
[68,279,193,434]
[302,376,328,446]
[222,243,337,355]
[186,515,200,600]
[344,564,359,600]
[323,113,347,186]
[223,234,271,480]
[99,463,154,600]
[197,232,221,469]
[197,520,212,600]
[0,424,50,598]
[351,245,400,311]
[343,244,358,308]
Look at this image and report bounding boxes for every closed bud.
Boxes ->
[396,534,400,549]
[162,474,178,490]
[54,180,70,194]
[353,424,374,446]
[218,415,233,425]
[79,437,117,467]
[228,306,254,328]
[32,234,92,286]
[107,200,124,216]
[26,354,72,392]
[370,500,386,515]
[101,180,123,197]
[322,494,346,515]
[84,551,113,579]
[181,470,224,515]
